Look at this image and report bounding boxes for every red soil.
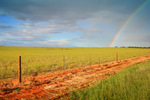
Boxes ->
[0,55,150,100]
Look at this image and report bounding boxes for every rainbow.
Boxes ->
[110,0,150,47]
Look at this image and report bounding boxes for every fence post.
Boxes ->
[63,56,65,70]
[18,56,21,83]
[99,57,101,67]
[89,54,91,66]
[116,52,118,62]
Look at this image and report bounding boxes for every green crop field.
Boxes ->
[67,60,150,100]
[0,46,150,80]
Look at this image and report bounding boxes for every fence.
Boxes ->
[0,51,149,82]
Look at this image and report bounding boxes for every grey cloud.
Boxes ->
[121,33,150,42]
[67,26,103,33]
[0,0,148,29]
[0,24,13,29]
[0,37,73,47]
[0,0,104,22]
[0,0,145,21]
[35,39,72,47]
[116,32,150,47]
[0,0,149,47]
[88,10,129,27]
[0,22,76,42]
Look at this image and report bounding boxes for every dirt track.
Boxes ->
[0,55,150,100]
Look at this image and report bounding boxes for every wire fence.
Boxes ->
[0,51,150,81]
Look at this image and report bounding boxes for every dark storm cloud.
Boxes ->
[1,0,145,22]
[1,0,148,29]
[0,0,104,22]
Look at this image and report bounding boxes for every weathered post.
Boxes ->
[18,56,21,83]
[89,54,91,66]
[63,56,65,70]
[116,52,118,62]
[105,56,107,63]
[99,57,101,67]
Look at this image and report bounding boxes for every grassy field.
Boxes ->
[0,46,150,79]
[67,60,150,100]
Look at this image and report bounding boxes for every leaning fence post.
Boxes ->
[63,56,65,70]
[116,52,118,62]
[18,56,21,83]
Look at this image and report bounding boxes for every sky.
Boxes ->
[0,0,150,47]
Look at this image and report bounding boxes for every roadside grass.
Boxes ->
[67,60,150,100]
[0,46,150,79]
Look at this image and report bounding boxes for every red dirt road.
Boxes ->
[0,55,150,100]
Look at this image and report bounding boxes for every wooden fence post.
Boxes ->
[63,56,65,70]
[116,52,118,62]
[18,56,21,83]
[89,54,91,66]
[99,57,101,67]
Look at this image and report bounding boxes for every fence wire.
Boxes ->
[0,47,150,80]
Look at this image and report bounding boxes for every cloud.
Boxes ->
[0,0,149,47]
[0,24,13,29]
[120,32,150,42]
[0,0,104,22]
[35,39,71,46]
[0,36,72,47]
[88,10,129,26]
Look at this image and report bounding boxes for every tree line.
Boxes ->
[115,46,150,48]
